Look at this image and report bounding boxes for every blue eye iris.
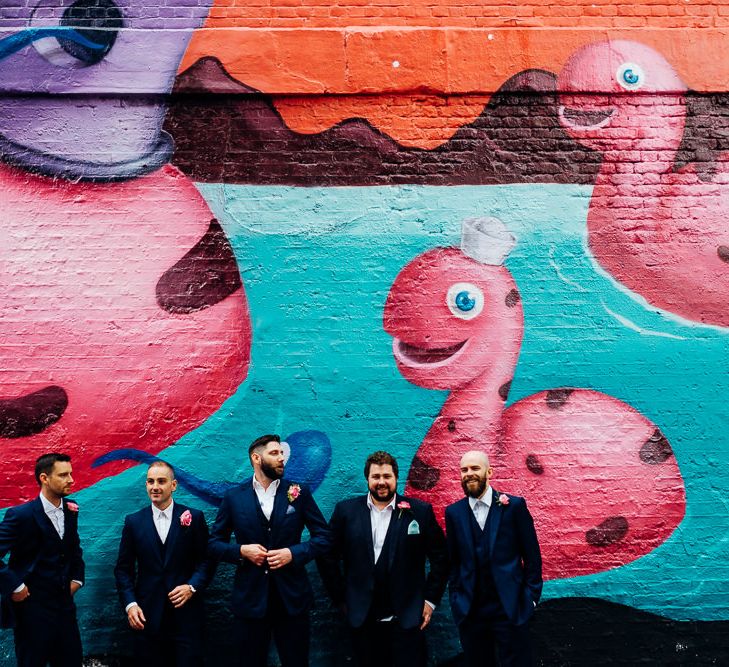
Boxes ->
[455,291,476,312]
[623,69,639,85]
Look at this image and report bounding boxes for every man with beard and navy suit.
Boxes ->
[114,460,213,666]
[318,451,448,667]
[0,452,85,667]
[208,434,330,667]
[446,450,542,667]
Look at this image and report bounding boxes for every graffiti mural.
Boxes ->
[1,0,729,663]
[384,217,685,579]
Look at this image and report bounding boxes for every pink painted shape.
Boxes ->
[0,163,250,505]
[558,40,729,327]
[384,246,685,580]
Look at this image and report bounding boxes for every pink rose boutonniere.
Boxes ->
[66,502,79,512]
[496,494,510,507]
[180,510,192,527]
[287,484,301,504]
[397,500,411,518]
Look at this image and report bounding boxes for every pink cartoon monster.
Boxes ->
[0,164,250,505]
[383,218,685,579]
[558,40,729,327]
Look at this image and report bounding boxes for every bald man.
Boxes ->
[445,451,542,667]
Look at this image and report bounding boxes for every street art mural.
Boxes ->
[384,217,685,579]
[1,0,729,663]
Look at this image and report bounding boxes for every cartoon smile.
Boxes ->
[393,338,469,367]
[0,385,68,438]
[558,105,615,130]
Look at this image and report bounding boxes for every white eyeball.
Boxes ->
[446,283,484,320]
[616,62,645,91]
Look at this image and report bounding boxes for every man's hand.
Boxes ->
[240,543,268,566]
[420,602,433,630]
[267,548,293,570]
[168,584,194,609]
[69,581,82,597]
[11,585,29,602]
[127,604,146,631]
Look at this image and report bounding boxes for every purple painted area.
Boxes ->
[0,0,213,178]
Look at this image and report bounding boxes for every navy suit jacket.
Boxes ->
[114,503,213,635]
[445,490,542,627]
[0,497,84,628]
[208,478,330,618]
[318,493,448,630]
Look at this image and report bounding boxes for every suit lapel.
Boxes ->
[455,498,475,551]
[488,488,502,556]
[144,506,165,563]
[163,503,183,567]
[32,497,61,542]
[385,494,406,571]
[359,496,375,566]
[271,480,289,531]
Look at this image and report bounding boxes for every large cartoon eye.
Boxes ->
[31,0,124,67]
[616,62,645,91]
[446,283,484,320]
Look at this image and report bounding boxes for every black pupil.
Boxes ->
[58,0,124,65]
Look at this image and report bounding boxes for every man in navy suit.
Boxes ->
[0,452,85,667]
[446,450,542,667]
[114,460,213,666]
[318,451,448,667]
[208,434,330,667]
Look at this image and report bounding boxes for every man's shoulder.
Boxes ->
[398,495,432,512]
[445,497,469,515]
[6,498,39,518]
[125,506,151,523]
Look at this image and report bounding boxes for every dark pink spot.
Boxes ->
[717,246,729,263]
[586,517,629,547]
[505,289,521,308]
[639,429,673,464]
[0,386,68,438]
[408,455,440,491]
[447,420,456,432]
[546,388,574,410]
[526,454,544,475]
[498,381,512,401]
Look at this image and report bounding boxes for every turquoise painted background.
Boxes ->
[2,182,727,661]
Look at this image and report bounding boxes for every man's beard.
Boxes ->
[461,475,487,499]
[261,460,284,481]
[370,484,395,503]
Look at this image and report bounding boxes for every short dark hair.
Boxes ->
[248,434,281,459]
[147,460,176,480]
[364,451,398,479]
[35,453,71,485]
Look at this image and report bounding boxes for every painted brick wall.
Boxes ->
[0,0,728,664]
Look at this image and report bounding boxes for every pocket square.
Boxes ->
[286,505,296,515]
[407,520,420,535]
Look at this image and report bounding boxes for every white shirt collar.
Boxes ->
[367,493,397,513]
[39,493,63,513]
[252,476,280,494]
[468,485,492,511]
[152,499,174,519]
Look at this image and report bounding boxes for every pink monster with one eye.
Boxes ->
[384,218,685,579]
[558,40,729,328]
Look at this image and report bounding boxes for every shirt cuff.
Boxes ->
[425,600,436,611]
[13,583,25,594]
[189,585,196,594]
[72,580,83,587]
[125,602,138,612]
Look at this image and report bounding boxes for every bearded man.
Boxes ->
[208,434,330,667]
[318,451,448,667]
[445,450,542,667]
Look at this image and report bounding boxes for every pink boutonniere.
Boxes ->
[66,502,79,513]
[180,510,192,527]
[287,484,301,504]
[496,494,510,507]
[397,500,411,518]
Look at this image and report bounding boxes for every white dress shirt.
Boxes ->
[253,477,280,521]
[152,499,174,544]
[468,485,493,530]
[367,494,396,564]
[40,493,65,539]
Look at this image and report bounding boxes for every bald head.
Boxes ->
[460,450,492,499]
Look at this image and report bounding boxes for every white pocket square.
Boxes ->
[407,520,420,535]
[286,505,296,515]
